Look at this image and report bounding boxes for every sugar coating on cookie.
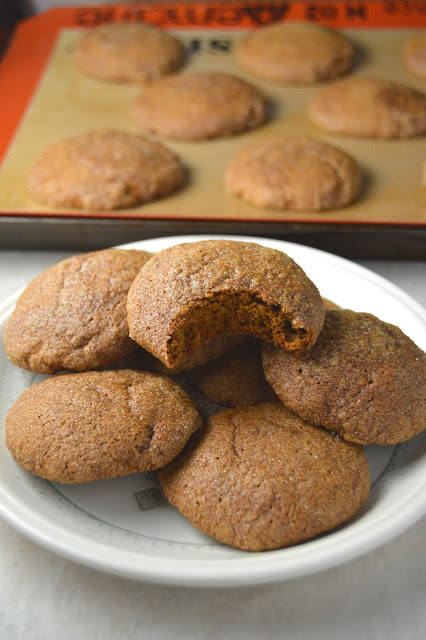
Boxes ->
[159,402,370,551]
[187,338,276,407]
[403,34,426,79]
[309,77,426,138]
[73,22,184,85]
[28,129,186,210]
[225,137,362,211]
[126,239,326,368]
[262,309,426,445]
[132,72,267,140]
[4,248,152,374]
[5,370,201,483]
[236,22,355,84]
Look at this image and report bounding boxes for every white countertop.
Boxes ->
[0,248,425,640]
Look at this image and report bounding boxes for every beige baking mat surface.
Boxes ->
[0,27,425,223]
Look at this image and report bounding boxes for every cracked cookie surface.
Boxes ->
[4,248,152,374]
[262,309,426,445]
[159,402,370,550]
[28,129,186,210]
[5,369,201,483]
[225,137,362,211]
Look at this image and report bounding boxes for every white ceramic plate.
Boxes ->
[1,235,425,587]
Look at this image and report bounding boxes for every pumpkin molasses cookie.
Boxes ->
[225,137,362,211]
[403,34,426,79]
[159,402,370,551]
[187,338,276,407]
[126,239,325,369]
[28,129,185,210]
[139,335,247,375]
[4,248,152,374]
[236,22,355,84]
[5,370,201,483]
[73,22,184,85]
[309,77,426,138]
[262,309,426,445]
[132,72,267,140]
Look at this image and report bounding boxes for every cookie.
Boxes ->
[403,34,426,79]
[5,370,201,483]
[236,22,355,84]
[132,72,267,140]
[4,248,152,374]
[126,239,326,369]
[159,402,370,551]
[262,309,426,445]
[139,335,247,375]
[28,129,186,210]
[309,77,426,138]
[187,338,276,407]
[73,22,184,85]
[322,298,341,310]
[225,137,362,211]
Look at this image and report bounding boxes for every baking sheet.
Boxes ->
[0,3,425,253]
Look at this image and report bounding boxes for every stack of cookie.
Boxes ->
[27,21,426,214]
[4,239,426,551]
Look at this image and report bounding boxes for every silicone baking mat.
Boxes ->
[0,2,425,250]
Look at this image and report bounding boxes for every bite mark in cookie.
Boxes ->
[126,239,325,368]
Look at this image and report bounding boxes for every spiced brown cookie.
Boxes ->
[132,72,267,140]
[322,298,341,310]
[309,77,426,138]
[403,34,426,79]
[225,137,362,211]
[28,129,186,210]
[187,338,276,407]
[73,22,184,85]
[139,335,247,375]
[126,239,325,369]
[236,22,355,84]
[4,248,152,374]
[5,369,201,483]
[159,402,370,551]
[262,309,426,445]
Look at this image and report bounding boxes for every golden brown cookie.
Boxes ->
[5,370,201,483]
[126,239,326,369]
[73,22,184,85]
[225,137,362,211]
[4,248,152,374]
[159,402,370,551]
[403,34,426,79]
[132,72,267,140]
[262,309,426,445]
[309,77,426,138]
[236,22,355,84]
[28,129,186,210]
[187,338,276,407]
